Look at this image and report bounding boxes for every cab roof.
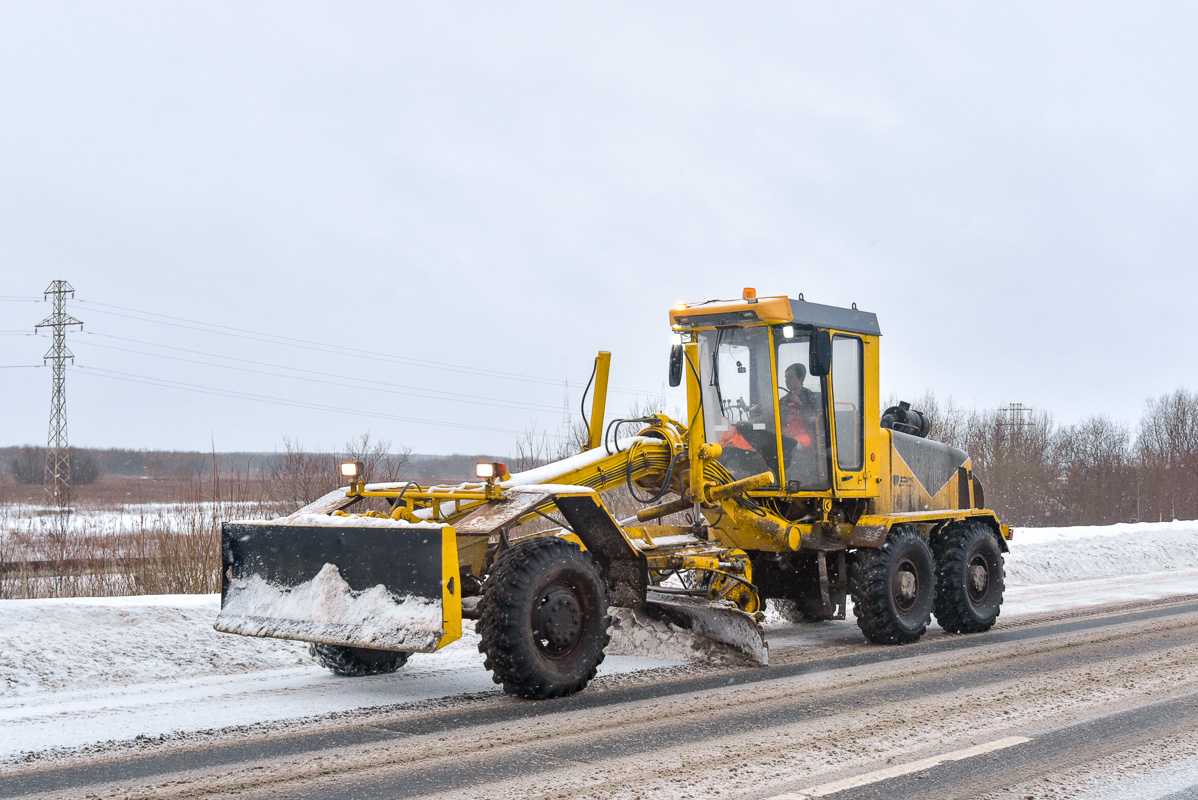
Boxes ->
[669,295,881,336]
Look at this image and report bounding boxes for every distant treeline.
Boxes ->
[0,446,502,485]
[901,387,1198,528]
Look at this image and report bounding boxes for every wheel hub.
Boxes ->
[967,556,990,602]
[533,585,583,654]
[894,560,919,612]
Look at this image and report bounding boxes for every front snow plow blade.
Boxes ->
[214,521,461,653]
[644,590,769,666]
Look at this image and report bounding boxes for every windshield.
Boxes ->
[697,327,779,484]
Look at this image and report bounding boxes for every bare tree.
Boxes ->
[883,391,969,449]
[1135,388,1198,521]
[510,422,588,474]
[342,431,412,484]
[1054,416,1134,525]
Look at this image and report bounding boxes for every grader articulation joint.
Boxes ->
[215,291,1012,699]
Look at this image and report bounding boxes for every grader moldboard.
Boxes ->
[215,290,1012,699]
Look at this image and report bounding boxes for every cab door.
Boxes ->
[773,329,832,494]
[829,334,870,495]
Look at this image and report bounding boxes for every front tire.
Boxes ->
[310,644,410,676]
[478,537,611,699]
[932,521,1005,633]
[850,526,934,645]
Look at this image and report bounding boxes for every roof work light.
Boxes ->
[340,461,364,479]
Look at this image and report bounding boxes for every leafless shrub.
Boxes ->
[6,446,100,486]
[0,467,269,599]
[69,449,100,485]
[8,446,42,484]
[265,437,338,515]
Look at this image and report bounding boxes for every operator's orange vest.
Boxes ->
[780,395,813,448]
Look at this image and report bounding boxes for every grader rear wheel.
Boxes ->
[772,598,833,624]
[850,525,934,645]
[932,521,1005,633]
[478,537,611,700]
[309,644,410,676]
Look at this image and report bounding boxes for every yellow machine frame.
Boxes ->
[309,291,1010,643]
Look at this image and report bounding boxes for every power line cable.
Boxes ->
[71,336,563,413]
[72,365,535,435]
[69,299,662,398]
[82,331,562,410]
[73,301,567,387]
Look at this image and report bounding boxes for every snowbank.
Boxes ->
[0,594,307,699]
[1005,519,1198,585]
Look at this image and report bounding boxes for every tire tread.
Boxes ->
[477,537,611,699]
[850,526,934,645]
[932,521,1005,634]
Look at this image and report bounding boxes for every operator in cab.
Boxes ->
[779,363,814,449]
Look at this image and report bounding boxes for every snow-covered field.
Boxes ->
[1,520,1196,766]
[0,501,267,537]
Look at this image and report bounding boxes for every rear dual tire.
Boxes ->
[932,521,1005,634]
[773,598,834,624]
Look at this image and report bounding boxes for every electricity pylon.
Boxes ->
[34,280,83,503]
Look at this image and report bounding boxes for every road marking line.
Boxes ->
[763,736,1032,799]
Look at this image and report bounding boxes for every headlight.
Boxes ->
[476,462,507,479]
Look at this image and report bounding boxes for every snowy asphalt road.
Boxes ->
[6,596,1198,800]
[799,694,1198,799]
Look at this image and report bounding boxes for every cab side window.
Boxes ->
[832,336,864,471]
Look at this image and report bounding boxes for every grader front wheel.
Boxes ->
[850,526,935,645]
[478,537,611,700]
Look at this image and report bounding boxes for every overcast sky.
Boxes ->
[2,2,1196,457]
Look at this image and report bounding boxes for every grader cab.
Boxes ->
[216,290,1012,699]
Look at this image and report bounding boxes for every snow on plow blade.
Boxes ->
[214,521,461,653]
[644,590,769,666]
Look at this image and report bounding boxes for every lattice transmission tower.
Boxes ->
[34,280,83,503]
[999,402,1031,438]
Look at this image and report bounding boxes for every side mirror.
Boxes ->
[668,344,684,387]
[809,330,832,377]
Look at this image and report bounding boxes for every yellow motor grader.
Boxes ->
[215,290,1012,699]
